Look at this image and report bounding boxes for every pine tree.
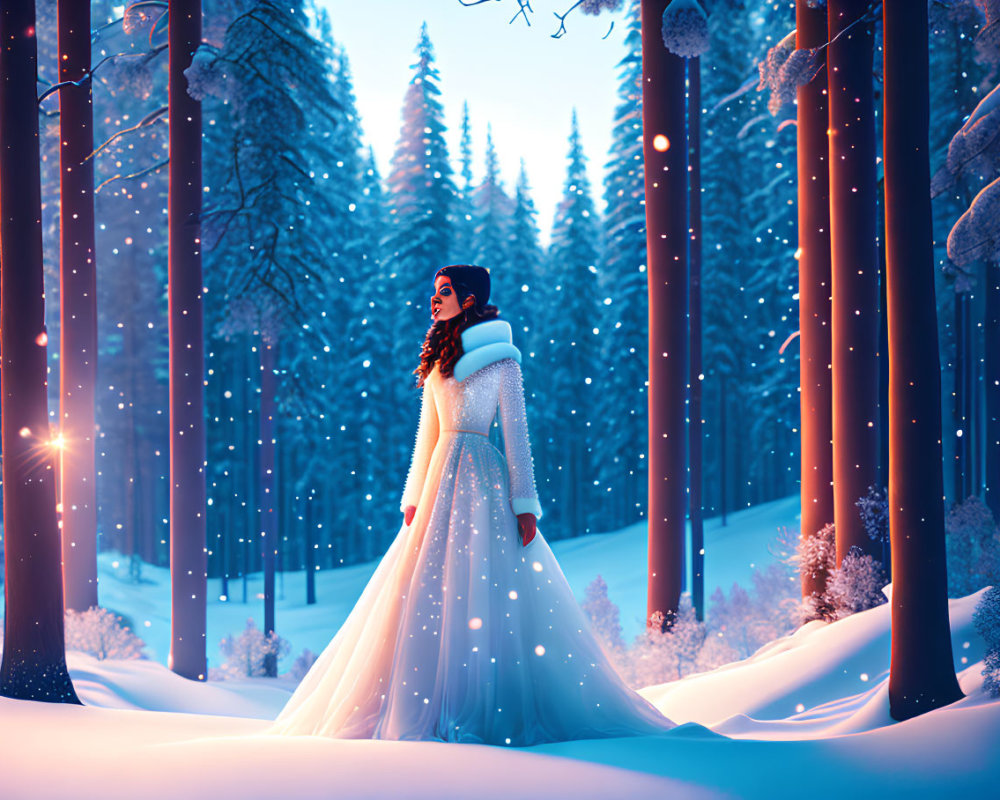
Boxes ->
[541,111,603,540]
[600,0,647,534]
[384,23,456,492]
[472,126,513,271]
[452,101,477,262]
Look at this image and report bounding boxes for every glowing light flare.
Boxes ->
[35,331,48,346]
[19,427,31,438]
[534,645,546,656]
[652,134,670,152]
[532,561,543,572]
[508,590,518,600]
[468,617,483,630]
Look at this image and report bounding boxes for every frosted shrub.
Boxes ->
[64,607,147,661]
[217,619,290,679]
[627,597,705,688]
[705,563,799,663]
[826,547,888,619]
[856,485,889,546]
[973,585,1000,697]
[758,31,821,115]
[582,575,627,657]
[945,496,1000,597]
[661,0,709,58]
[799,523,837,622]
[288,649,319,682]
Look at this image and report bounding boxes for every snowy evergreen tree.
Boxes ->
[538,112,604,540]
[451,101,477,262]
[599,0,647,533]
[384,23,456,489]
[471,127,513,270]
[581,575,627,656]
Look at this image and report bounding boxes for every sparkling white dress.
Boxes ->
[273,332,674,746]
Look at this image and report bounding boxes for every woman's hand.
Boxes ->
[517,513,536,547]
[404,505,416,526]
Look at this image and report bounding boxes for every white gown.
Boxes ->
[272,350,674,746]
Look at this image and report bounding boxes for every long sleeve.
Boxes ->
[498,358,543,520]
[400,378,439,513]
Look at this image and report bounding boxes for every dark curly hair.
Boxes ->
[413,266,500,387]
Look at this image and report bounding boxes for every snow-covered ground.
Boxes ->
[2,496,997,798]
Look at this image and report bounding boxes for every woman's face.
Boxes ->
[431,275,463,322]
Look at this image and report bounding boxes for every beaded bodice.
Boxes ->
[400,357,542,520]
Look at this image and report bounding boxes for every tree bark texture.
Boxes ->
[797,0,835,598]
[168,0,208,681]
[827,0,880,564]
[641,0,688,629]
[688,56,704,621]
[882,0,964,721]
[0,0,80,704]
[58,0,99,612]
[260,340,278,677]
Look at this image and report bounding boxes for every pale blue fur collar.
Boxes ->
[452,319,522,382]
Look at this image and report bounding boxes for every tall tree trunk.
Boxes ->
[0,0,80,704]
[796,0,834,598]
[688,56,704,621]
[827,0,880,564]
[260,339,278,677]
[306,489,317,605]
[168,0,207,681]
[57,0,99,612]
[642,0,688,629]
[953,290,968,502]
[882,0,964,721]
[719,374,727,527]
[986,263,1000,519]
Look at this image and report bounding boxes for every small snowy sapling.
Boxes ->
[216,619,290,679]
[581,575,628,657]
[64,607,147,661]
[945,496,1000,597]
[826,547,888,619]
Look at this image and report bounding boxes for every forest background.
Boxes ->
[10,0,988,607]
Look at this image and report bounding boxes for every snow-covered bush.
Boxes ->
[799,522,837,622]
[215,619,290,679]
[581,575,627,657]
[757,30,821,116]
[973,585,1000,696]
[64,607,147,660]
[826,547,888,619]
[288,648,319,682]
[856,485,889,546]
[945,496,1000,597]
[661,0,709,58]
[626,597,706,687]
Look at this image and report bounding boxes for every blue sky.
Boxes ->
[317,0,631,245]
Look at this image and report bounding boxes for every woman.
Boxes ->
[272,265,674,745]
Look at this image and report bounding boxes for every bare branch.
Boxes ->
[510,0,533,26]
[552,0,585,39]
[37,43,167,106]
[86,105,168,162]
[95,157,168,194]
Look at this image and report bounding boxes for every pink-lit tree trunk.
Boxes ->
[688,55,704,621]
[0,0,80,704]
[168,0,208,681]
[827,0,880,564]
[796,0,834,597]
[882,0,963,721]
[642,0,687,629]
[57,0,99,612]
